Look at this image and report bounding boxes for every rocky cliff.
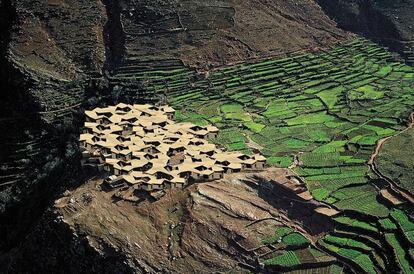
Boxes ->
[108,0,346,69]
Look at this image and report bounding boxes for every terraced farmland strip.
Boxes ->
[319,240,377,274]
[385,233,414,274]
[263,251,301,267]
[114,37,414,271]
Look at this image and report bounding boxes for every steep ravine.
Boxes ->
[102,0,126,72]
[1,209,137,273]
[0,0,105,252]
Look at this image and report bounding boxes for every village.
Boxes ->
[79,103,267,200]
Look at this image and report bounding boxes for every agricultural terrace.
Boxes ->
[260,225,340,272]
[376,128,414,194]
[110,37,414,273]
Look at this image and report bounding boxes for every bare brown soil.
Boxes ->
[379,189,404,206]
[314,207,340,217]
[54,168,333,273]
[122,0,350,69]
[8,0,349,80]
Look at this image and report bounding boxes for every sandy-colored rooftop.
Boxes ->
[80,103,266,194]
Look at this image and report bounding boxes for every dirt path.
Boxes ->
[368,112,414,204]
[38,102,82,114]
[244,134,263,151]
[368,112,414,165]
[288,152,302,169]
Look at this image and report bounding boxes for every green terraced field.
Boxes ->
[158,38,414,217]
[324,235,371,252]
[376,128,414,194]
[262,226,294,245]
[334,216,379,233]
[263,251,301,267]
[319,240,377,274]
[390,209,414,244]
[111,37,414,273]
[263,246,336,270]
[385,233,414,274]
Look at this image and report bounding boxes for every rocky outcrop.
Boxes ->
[10,0,107,79]
[0,169,337,273]
[317,0,414,63]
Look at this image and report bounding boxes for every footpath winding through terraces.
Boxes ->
[368,112,414,205]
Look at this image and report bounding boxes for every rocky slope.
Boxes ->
[317,0,414,63]
[110,0,347,69]
[1,169,341,273]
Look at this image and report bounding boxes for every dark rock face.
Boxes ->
[317,0,414,63]
[0,210,136,274]
[0,0,106,253]
[10,0,107,78]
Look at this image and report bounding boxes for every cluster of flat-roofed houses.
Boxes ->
[80,103,266,192]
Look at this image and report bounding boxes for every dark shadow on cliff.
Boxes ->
[242,175,334,236]
[102,0,126,72]
[0,3,86,252]
[316,0,414,63]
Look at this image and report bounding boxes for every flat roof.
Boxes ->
[81,103,266,188]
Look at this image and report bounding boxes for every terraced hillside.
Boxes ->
[108,37,414,273]
[0,0,353,264]
[376,128,414,194]
[108,0,347,68]
[1,1,414,272]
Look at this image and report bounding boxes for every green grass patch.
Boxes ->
[244,121,266,133]
[334,216,378,233]
[263,226,294,245]
[316,86,346,108]
[349,85,384,100]
[220,103,244,113]
[377,65,393,76]
[379,218,397,231]
[324,235,371,251]
[227,141,247,151]
[286,112,336,126]
[311,188,330,201]
[263,251,301,267]
[282,233,309,247]
[266,156,293,167]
